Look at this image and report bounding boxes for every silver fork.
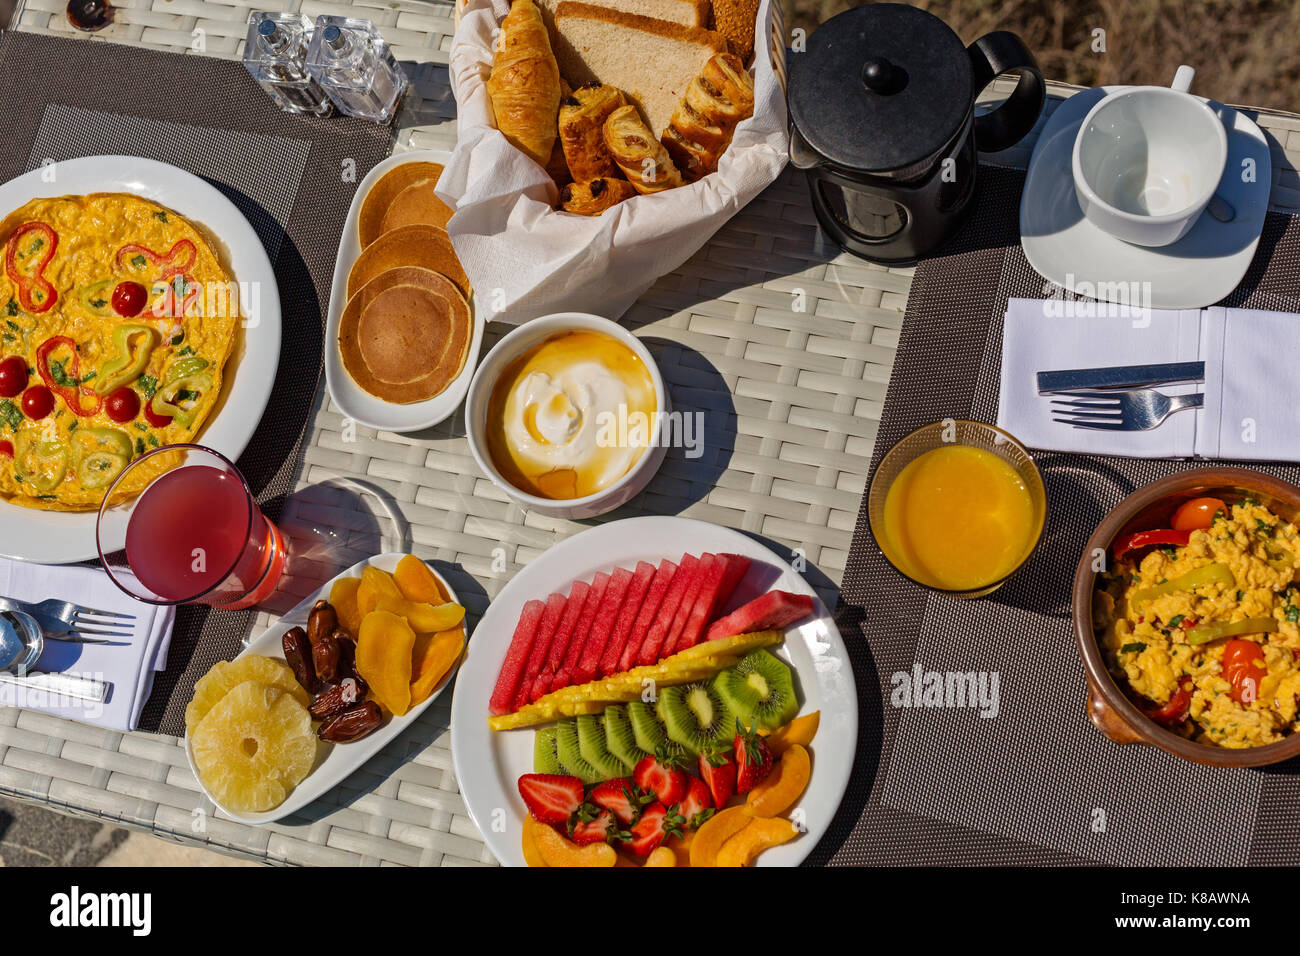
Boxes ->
[1051,388,1205,431]
[0,597,135,642]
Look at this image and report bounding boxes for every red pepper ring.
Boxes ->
[35,335,102,418]
[4,221,58,313]
[116,239,196,280]
[1112,528,1191,562]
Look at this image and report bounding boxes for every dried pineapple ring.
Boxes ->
[185,655,309,734]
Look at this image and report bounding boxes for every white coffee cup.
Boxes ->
[1072,65,1228,247]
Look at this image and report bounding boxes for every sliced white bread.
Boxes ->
[553,1,728,136]
[538,0,710,31]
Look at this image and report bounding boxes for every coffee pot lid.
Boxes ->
[788,3,973,175]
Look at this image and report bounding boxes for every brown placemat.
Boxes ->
[818,164,1300,866]
[0,31,394,736]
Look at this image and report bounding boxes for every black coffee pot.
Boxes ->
[788,3,1045,264]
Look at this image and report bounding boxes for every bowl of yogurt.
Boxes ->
[465,313,668,519]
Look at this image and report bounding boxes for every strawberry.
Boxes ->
[517,773,584,825]
[570,805,624,846]
[590,778,652,825]
[698,749,736,807]
[677,776,714,829]
[733,721,774,795]
[633,753,688,806]
[626,801,684,857]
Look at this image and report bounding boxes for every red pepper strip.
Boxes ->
[5,222,58,313]
[116,239,196,280]
[1113,529,1191,561]
[35,335,102,418]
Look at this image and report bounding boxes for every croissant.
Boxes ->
[487,0,562,167]
[546,138,573,188]
[603,104,684,195]
[559,177,638,215]
[559,84,626,182]
[660,53,755,181]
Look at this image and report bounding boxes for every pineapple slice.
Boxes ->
[185,655,309,734]
[191,681,316,813]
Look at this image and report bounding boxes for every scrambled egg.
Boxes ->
[1097,501,1300,748]
[0,193,238,510]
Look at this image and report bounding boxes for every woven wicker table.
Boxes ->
[3,0,1300,867]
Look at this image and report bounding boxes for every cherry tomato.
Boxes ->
[144,402,172,429]
[21,384,54,420]
[1172,497,1228,531]
[1222,639,1267,705]
[1143,679,1193,728]
[0,440,12,459]
[111,281,148,317]
[104,387,141,424]
[0,356,28,398]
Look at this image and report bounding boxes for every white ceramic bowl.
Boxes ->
[464,313,667,519]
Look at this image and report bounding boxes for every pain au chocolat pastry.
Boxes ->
[487,0,563,167]
[559,176,638,215]
[602,104,684,194]
[558,83,626,182]
[661,52,755,181]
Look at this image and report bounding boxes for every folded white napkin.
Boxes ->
[998,298,1300,461]
[0,558,174,731]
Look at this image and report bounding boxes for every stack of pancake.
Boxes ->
[339,162,473,404]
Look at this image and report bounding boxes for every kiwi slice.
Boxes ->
[714,649,799,731]
[554,717,605,784]
[533,726,562,774]
[656,681,738,756]
[603,705,648,770]
[626,701,682,760]
[576,713,631,778]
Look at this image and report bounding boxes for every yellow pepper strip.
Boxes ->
[1130,562,1235,604]
[71,427,134,490]
[149,372,211,426]
[94,324,156,395]
[13,434,68,493]
[1186,617,1279,646]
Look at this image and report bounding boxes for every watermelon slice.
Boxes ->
[575,566,633,684]
[662,553,715,657]
[619,558,678,672]
[636,553,698,665]
[512,591,567,712]
[675,552,729,650]
[709,553,752,620]
[703,590,815,643]
[529,579,589,701]
[489,598,546,716]
[599,561,657,677]
[552,571,609,692]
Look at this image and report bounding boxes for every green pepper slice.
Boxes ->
[94,325,157,395]
[1186,617,1279,646]
[165,355,209,383]
[77,280,116,318]
[149,373,211,428]
[71,427,133,490]
[1130,562,1236,604]
[13,433,69,493]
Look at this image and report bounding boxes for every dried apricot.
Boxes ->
[393,554,446,604]
[330,577,362,636]
[357,566,402,617]
[355,609,416,716]
[409,628,465,706]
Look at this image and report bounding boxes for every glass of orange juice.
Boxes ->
[867,421,1046,598]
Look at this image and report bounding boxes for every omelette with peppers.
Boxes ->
[0,193,238,510]
[1095,496,1300,749]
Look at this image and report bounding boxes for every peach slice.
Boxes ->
[522,816,548,867]
[765,711,820,755]
[690,806,753,867]
[746,743,811,818]
[643,846,676,867]
[715,817,799,867]
[666,832,693,867]
[531,817,618,867]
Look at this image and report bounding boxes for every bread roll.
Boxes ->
[710,0,759,63]
[559,177,638,215]
[603,104,684,194]
[559,84,626,182]
[487,0,563,167]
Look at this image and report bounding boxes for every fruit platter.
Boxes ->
[450,516,857,866]
[184,553,466,825]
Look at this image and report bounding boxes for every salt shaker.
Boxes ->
[305,16,408,124]
[242,12,333,117]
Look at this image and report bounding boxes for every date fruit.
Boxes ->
[308,600,339,648]
[318,700,383,742]
[309,675,369,720]
[312,627,341,683]
[281,626,318,692]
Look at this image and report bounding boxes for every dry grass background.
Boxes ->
[782,0,1300,113]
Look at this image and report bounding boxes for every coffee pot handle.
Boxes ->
[967,31,1046,153]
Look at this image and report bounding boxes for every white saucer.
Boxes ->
[1020,87,1271,310]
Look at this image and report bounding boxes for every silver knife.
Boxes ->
[0,670,110,703]
[1037,361,1205,394]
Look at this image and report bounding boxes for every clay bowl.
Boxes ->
[1073,466,1300,767]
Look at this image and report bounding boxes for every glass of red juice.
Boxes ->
[96,444,286,609]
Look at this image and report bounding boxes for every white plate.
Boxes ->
[450,516,858,867]
[1020,88,1271,310]
[0,156,281,564]
[324,149,484,432]
[184,552,464,825]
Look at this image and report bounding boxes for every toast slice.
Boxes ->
[538,0,709,32]
[553,1,728,136]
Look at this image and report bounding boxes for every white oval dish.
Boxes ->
[184,552,464,825]
[324,149,484,432]
[449,516,858,867]
[464,312,668,520]
[0,155,282,564]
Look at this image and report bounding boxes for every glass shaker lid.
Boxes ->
[788,2,974,176]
